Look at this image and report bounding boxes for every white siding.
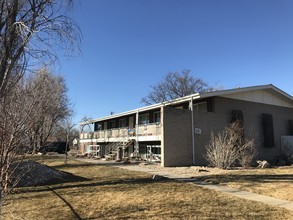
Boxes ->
[222,89,293,108]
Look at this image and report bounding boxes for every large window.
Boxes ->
[193,102,207,112]
[109,120,116,129]
[119,118,127,128]
[95,122,103,131]
[139,114,149,125]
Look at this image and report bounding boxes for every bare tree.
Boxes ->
[141,70,211,105]
[0,68,72,198]
[205,121,255,169]
[61,117,78,164]
[0,1,79,211]
[0,0,81,96]
[0,79,42,195]
[26,68,72,152]
[53,121,79,144]
[80,116,94,133]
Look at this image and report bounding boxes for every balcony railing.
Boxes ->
[80,123,161,140]
[137,123,161,136]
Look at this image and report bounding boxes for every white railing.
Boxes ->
[80,123,161,140]
[137,123,161,136]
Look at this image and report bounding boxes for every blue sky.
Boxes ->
[57,0,293,124]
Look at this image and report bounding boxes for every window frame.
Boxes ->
[139,113,150,125]
[119,118,127,128]
[193,102,208,112]
[153,111,161,124]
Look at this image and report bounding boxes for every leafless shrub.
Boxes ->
[238,142,257,168]
[280,140,293,165]
[205,121,255,169]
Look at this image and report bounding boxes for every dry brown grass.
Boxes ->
[2,156,293,220]
[194,166,293,201]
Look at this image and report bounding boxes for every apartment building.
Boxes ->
[79,84,293,167]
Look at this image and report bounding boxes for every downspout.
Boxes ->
[190,96,196,165]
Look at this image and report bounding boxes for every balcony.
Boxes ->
[80,123,162,143]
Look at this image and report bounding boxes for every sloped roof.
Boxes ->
[79,84,293,125]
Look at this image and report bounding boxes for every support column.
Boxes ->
[135,110,139,157]
[189,97,196,165]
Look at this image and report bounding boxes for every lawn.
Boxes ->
[193,166,293,201]
[2,156,293,220]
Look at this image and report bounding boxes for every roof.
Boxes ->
[79,84,293,125]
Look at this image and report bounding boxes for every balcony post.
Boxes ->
[190,96,195,165]
[135,110,139,156]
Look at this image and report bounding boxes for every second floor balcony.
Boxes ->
[80,123,162,142]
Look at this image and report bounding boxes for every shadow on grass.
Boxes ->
[16,170,89,189]
[51,162,106,169]
[25,177,170,194]
[192,174,293,185]
[49,186,82,220]
[50,160,133,169]
[40,171,89,186]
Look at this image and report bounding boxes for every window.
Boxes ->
[262,113,274,148]
[95,122,103,131]
[109,120,116,129]
[231,110,244,125]
[153,111,161,124]
[193,102,207,112]
[139,114,149,125]
[119,118,127,128]
[288,120,293,135]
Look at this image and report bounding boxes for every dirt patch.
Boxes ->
[137,162,232,177]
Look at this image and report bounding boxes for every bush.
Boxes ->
[205,121,255,169]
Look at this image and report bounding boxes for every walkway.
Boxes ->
[116,164,293,212]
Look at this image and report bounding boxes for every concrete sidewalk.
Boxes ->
[116,165,293,212]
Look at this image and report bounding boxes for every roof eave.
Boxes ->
[79,84,293,125]
[79,93,201,125]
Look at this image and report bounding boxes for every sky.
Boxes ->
[57,0,293,124]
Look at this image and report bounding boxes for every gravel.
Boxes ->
[11,160,70,187]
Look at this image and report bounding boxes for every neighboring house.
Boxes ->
[79,84,293,167]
